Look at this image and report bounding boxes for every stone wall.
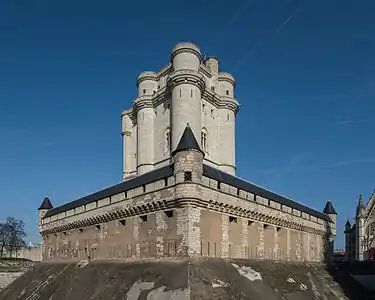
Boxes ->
[40,159,332,262]
[41,205,328,262]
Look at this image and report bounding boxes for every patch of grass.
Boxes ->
[0,257,31,262]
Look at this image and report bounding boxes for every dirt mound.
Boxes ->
[0,258,354,300]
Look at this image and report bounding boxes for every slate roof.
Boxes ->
[44,163,331,223]
[43,164,174,218]
[202,164,332,222]
[38,197,53,210]
[323,200,337,215]
[172,123,204,156]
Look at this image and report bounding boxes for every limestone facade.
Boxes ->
[121,42,238,178]
[38,42,337,262]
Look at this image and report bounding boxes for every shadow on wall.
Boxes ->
[324,220,375,300]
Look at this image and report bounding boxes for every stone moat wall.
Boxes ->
[40,152,334,262]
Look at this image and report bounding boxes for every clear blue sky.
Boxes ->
[1,0,374,249]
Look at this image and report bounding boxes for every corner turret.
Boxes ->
[38,196,53,231]
[172,123,204,257]
[172,123,204,184]
[323,200,337,263]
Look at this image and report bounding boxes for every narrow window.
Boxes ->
[229,216,237,223]
[184,171,192,181]
[140,215,147,222]
[165,210,173,218]
[236,188,240,196]
[124,191,128,199]
[191,89,193,97]
[167,103,170,109]
[180,89,182,97]
[201,131,207,152]
[142,185,145,193]
[207,242,210,256]
[226,90,229,95]
[202,103,205,112]
[211,109,214,117]
[217,181,221,189]
[164,177,168,187]
[143,89,146,94]
[119,219,126,226]
[227,114,229,121]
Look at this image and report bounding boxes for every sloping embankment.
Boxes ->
[0,258,356,299]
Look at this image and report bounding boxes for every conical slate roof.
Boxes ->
[38,196,53,210]
[323,200,337,215]
[172,124,204,156]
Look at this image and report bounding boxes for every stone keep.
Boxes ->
[38,42,337,262]
[121,42,238,179]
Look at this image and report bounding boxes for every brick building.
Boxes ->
[38,42,337,262]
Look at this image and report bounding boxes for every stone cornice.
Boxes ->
[167,69,206,92]
[41,199,176,235]
[136,72,157,87]
[218,72,235,87]
[170,47,201,64]
[199,65,212,78]
[122,131,131,137]
[218,96,240,115]
[133,95,153,110]
[204,200,326,236]
[40,195,328,237]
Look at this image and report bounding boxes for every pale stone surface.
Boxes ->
[38,42,336,263]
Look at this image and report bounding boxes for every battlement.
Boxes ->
[37,42,337,265]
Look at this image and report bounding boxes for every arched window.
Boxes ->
[165,127,171,155]
[201,128,208,152]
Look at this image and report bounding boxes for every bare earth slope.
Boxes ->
[0,258,362,300]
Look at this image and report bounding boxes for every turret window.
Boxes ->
[165,128,171,155]
[184,171,192,181]
[201,129,208,152]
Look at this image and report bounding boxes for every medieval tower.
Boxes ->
[121,42,238,179]
[38,42,336,262]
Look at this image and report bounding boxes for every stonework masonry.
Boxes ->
[38,42,337,263]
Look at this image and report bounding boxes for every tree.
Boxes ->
[0,222,11,258]
[0,217,26,258]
